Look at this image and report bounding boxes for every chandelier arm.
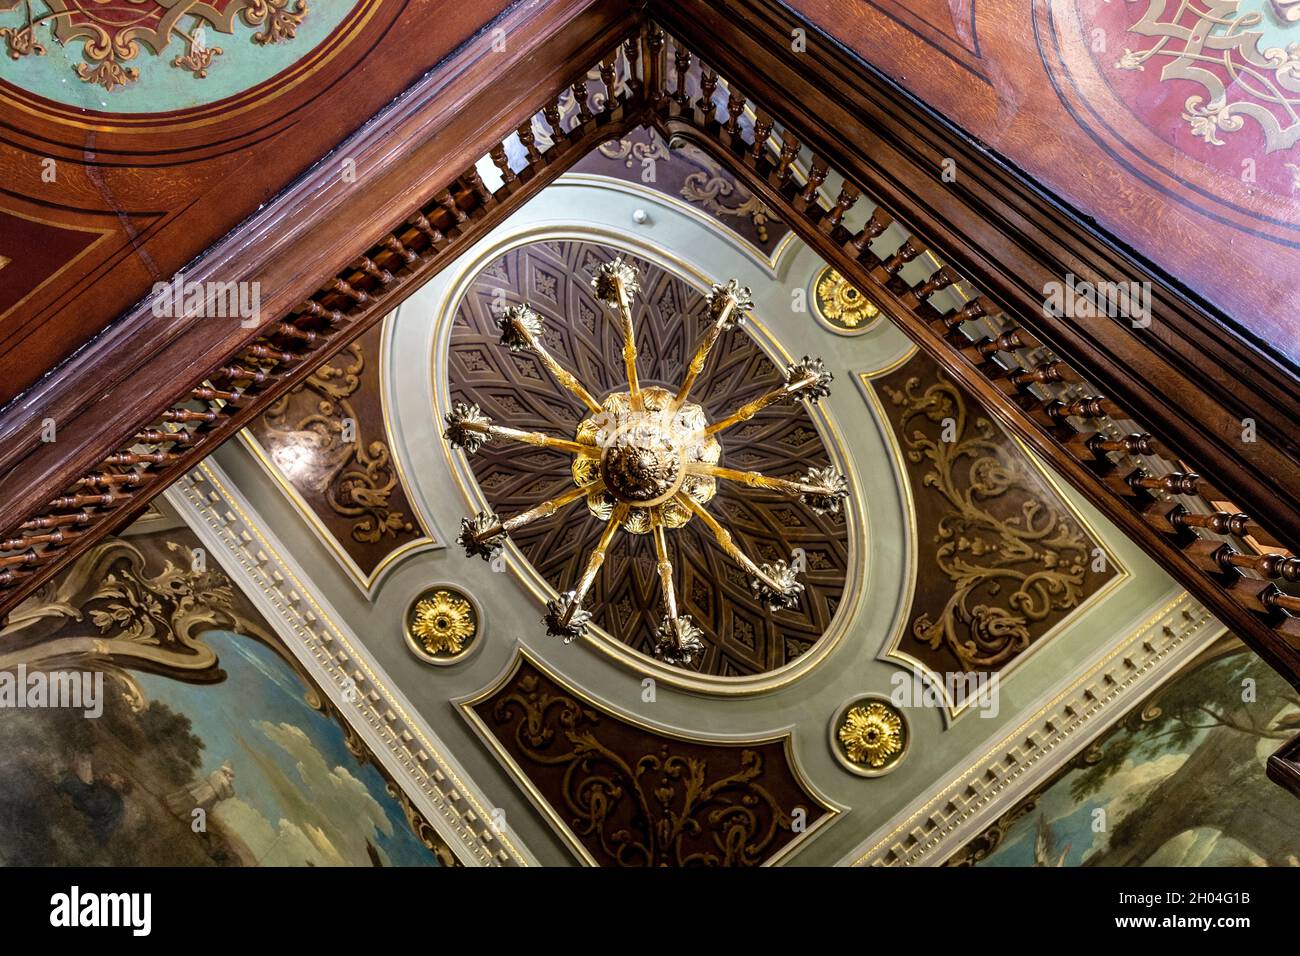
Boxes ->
[471,480,607,544]
[670,300,735,412]
[613,293,643,410]
[561,503,628,627]
[506,319,604,414]
[651,511,679,624]
[674,493,785,594]
[700,372,816,438]
[684,462,832,497]
[465,421,598,457]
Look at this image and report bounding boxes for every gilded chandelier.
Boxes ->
[443,256,848,667]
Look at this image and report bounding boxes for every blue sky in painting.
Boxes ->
[134,630,437,867]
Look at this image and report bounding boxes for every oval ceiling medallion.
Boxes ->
[0,0,373,116]
[445,239,855,683]
[404,585,480,666]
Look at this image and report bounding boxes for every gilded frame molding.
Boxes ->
[234,312,440,600]
[854,357,1133,722]
[845,590,1224,866]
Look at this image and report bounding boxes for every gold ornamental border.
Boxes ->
[456,643,844,867]
[425,219,869,698]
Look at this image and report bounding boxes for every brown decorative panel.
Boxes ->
[872,349,1119,676]
[466,652,832,866]
[245,323,427,587]
[448,239,850,677]
[571,125,791,256]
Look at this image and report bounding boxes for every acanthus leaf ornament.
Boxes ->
[444,255,846,664]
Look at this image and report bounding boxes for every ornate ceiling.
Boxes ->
[2,37,1296,865]
[160,145,1222,866]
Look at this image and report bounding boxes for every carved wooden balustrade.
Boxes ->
[0,2,1297,791]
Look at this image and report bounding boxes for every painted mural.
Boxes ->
[0,0,367,107]
[949,635,1300,866]
[0,519,452,866]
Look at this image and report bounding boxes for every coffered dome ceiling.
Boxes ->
[447,239,851,677]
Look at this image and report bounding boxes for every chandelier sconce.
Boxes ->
[444,256,848,666]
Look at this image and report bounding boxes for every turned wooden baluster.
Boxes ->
[542,103,566,143]
[881,237,923,275]
[798,160,828,205]
[974,330,1028,359]
[571,79,594,125]
[1045,396,1121,422]
[1216,548,1300,583]
[327,278,369,306]
[644,24,666,101]
[723,85,745,136]
[462,168,492,206]
[698,68,718,120]
[490,144,517,186]
[673,46,691,107]
[849,207,891,256]
[408,211,447,253]
[435,189,468,226]
[939,299,988,333]
[353,255,394,286]
[383,235,418,266]
[914,266,958,302]
[1086,433,1155,457]
[516,120,543,164]
[623,37,641,94]
[297,300,344,324]
[599,55,619,113]
[775,135,799,186]
[750,110,773,163]
[1128,470,1204,496]
[825,181,859,229]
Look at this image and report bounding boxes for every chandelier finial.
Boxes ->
[591,255,641,306]
[784,356,834,404]
[706,279,753,329]
[457,511,506,560]
[800,465,849,515]
[654,614,705,666]
[544,592,592,643]
[443,402,493,453]
[497,304,545,352]
[751,557,805,611]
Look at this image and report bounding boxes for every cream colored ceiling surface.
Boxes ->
[186,173,1201,865]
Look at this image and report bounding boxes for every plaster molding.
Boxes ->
[844,591,1225,866]
[166,459,538,867]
